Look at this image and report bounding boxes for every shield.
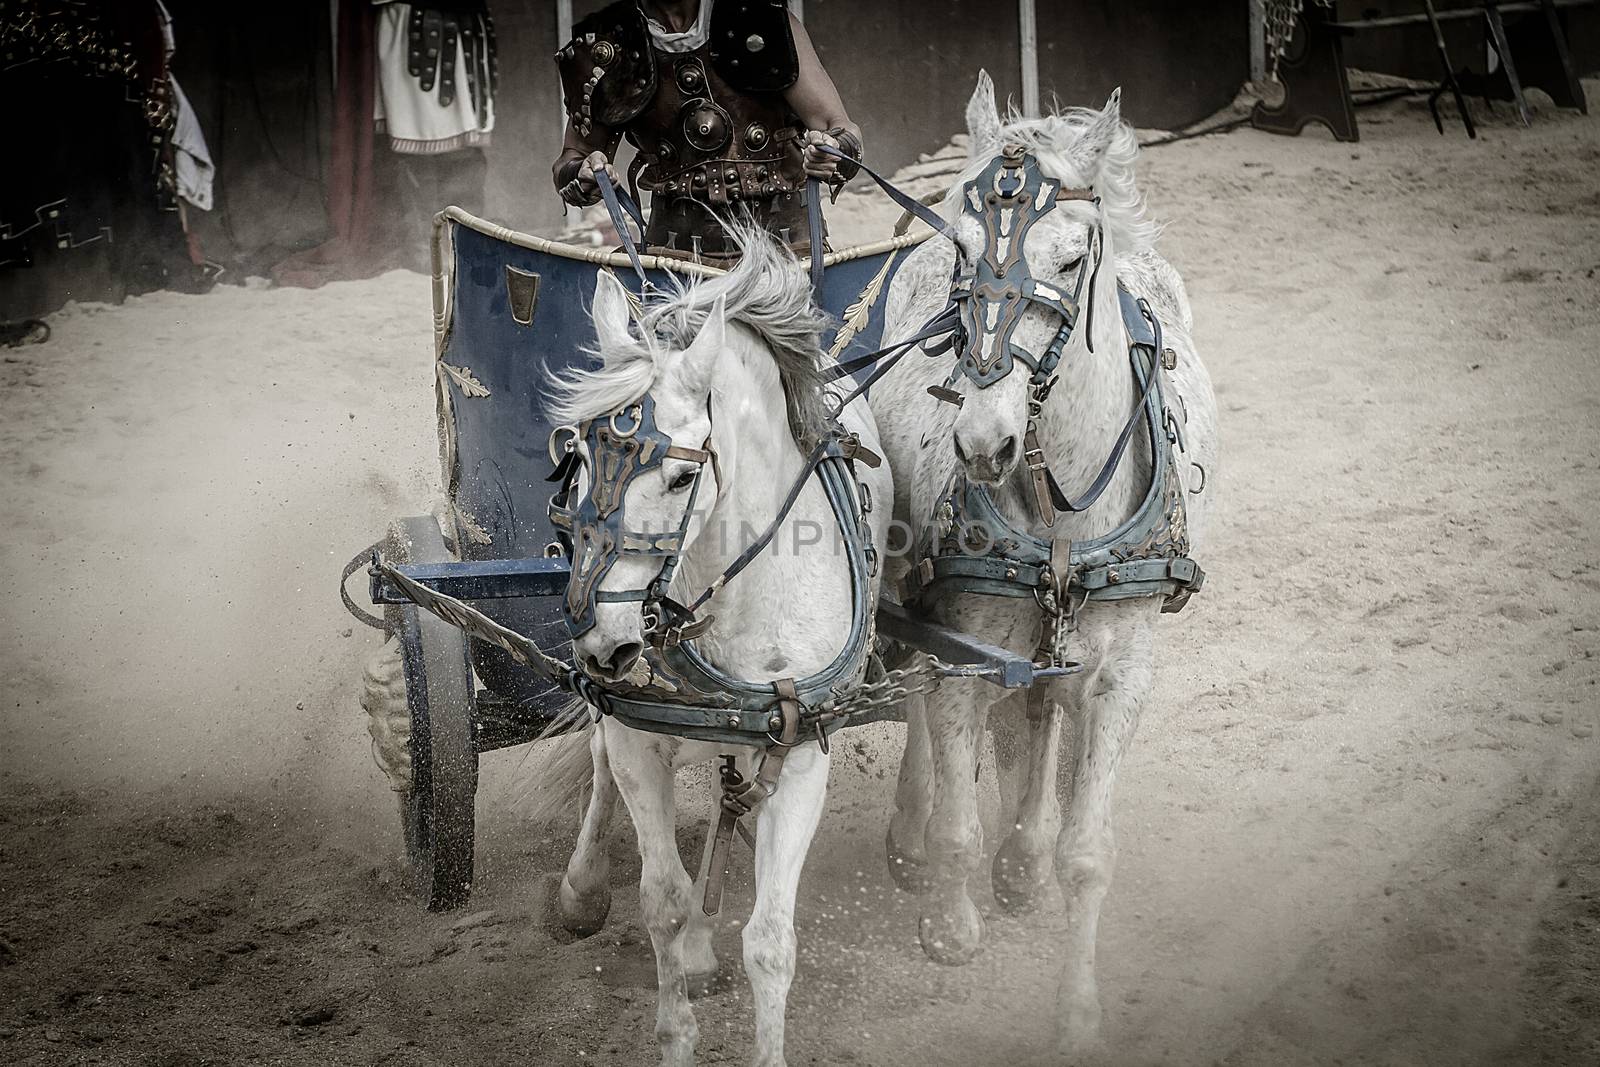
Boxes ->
[429,208,928,710]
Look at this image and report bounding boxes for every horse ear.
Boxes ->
[966,70,1002,160]
[591,270,634,351]
[679,294,726,395]
[1070,87,1123,180]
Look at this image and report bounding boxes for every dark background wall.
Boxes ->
[1033,1,1250,133]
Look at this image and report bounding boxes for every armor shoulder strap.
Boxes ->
[557,0,657,131]
[708,0,798,93]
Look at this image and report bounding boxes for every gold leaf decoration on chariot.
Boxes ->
[827,251,898,360]
[439,362,492,398]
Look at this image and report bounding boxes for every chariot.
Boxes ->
[341,206,1073,910]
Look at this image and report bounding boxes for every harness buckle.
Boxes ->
[840,432,882,469]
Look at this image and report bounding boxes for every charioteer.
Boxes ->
[551,0,862,264]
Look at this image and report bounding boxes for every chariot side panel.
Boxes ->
[436,223,623,706]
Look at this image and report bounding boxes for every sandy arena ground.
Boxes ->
[3,84,1599,1066]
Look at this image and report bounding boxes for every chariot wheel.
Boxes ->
[386,515,478,910]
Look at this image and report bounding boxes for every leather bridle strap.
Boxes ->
[664,444,712,464]
[812,143,958,243]
[680,436,848,618]
[820,302,960,383]
[703,677,802,916]
[831,312,960,410]
[807,177,826,301]
[1045,303,1162,514]
[1044,361,1153,514]
[595,168,651,289]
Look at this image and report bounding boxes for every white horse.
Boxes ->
[870,74,1218,1059]
[545,234,893,1067]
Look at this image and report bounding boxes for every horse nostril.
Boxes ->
[953,433,972,465]
[604,641,643,678]
[995,436,1018,469]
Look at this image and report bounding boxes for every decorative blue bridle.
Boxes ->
[935,147,1101,399]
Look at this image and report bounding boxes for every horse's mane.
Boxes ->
[551,225,828,445]
[943,104,1158,257]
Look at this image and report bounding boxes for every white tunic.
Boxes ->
[373,1,496,155]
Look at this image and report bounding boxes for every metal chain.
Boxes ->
[1051,603,1073,667]
[1259,0,1334,82]
[814,654,949,723]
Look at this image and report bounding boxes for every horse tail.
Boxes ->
[514,702,599,826]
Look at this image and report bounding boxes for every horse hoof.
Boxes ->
[1055,1001,1105,1065]
[991,836,1052,916]
[917,897,985,965]
[886,830,933,894]
[556,874,611,938]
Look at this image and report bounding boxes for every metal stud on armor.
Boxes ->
[682,100,732,152]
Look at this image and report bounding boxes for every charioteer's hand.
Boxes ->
[559,151,623,207]
[578,151,622,191]
[802,130,842,180]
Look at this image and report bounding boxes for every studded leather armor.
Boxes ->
[557,1,818,262]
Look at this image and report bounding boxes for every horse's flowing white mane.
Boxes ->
[944,103,1159,258]
[550,226,828,442]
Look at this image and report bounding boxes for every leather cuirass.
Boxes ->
[558,1,813,262]
[629,42,811,260]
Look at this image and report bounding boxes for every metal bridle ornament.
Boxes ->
[940,147,1101,395]
[548,394,716,644]
[926,146,1115,527]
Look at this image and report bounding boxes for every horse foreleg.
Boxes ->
[992,688,1064,915]
[917,684,987,965]
[604,722,699,1067]
[558,725,617,937]
[1053,648,1149,1061]
[990,696,1026,834]
[745,742,829,1067]
[887,690,934,892]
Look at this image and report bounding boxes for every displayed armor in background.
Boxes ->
[555,0,861,263]
[401,0,497,129]
[375,0,499,269]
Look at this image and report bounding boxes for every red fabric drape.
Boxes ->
[325,0,378,246]
[272,0,389,287]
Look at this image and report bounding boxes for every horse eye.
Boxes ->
[1062,255,1085,273]
[667,468,697,492]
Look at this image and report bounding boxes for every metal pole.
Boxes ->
[1019,0,1039,117]
[557,0,573,112]
[1248,0,1266,84]
[792,0,803,21]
